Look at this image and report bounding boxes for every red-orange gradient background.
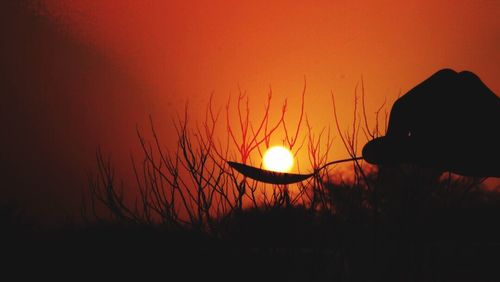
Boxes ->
[1,0,498,224]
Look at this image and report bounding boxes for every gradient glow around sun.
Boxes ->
[263,146,294,173]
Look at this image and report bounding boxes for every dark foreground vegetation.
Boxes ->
[2,182,500,281]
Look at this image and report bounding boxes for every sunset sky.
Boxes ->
[1,0,498,224]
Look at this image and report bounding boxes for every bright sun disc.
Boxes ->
[263,146,294,173]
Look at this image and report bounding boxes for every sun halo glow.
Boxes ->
[262,146,294,173]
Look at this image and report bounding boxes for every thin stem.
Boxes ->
[315,157,364,173]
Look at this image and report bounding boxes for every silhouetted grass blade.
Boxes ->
[227,161,313,184]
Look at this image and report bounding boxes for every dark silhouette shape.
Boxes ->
[363,69,500,177]
[227,157,363,184]
[228,161,313,184]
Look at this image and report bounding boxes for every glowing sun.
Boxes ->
[263,146,294,173]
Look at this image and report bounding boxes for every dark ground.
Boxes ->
[2,200,499,282]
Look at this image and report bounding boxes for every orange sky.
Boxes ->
[44,0,499,96]
[42,0,499,159]
[1,0,498,223]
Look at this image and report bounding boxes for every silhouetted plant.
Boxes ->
[85,82,310,230]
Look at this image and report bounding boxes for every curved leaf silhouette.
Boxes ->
[227,161,313,185]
